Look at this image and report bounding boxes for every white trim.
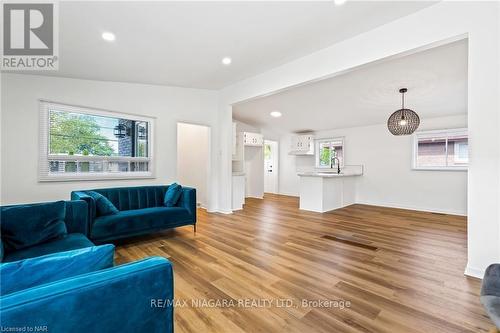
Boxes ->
[38,100,156,181]
[464,264,484,279]
[215,209,233,215]
[355,200,467,217]
[412,166,468,172]
[246,195,264,200]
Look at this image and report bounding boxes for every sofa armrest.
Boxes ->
[64,199,90,235]
[0,257,174,333]
[177,187,196,222]
[71,191,96,225]
[0,244,114,296]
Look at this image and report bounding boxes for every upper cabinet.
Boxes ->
[243,132,264,147]
[289,134,314,155]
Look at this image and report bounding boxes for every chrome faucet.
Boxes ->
[331,156,341,174]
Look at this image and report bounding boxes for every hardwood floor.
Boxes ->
[115,194,492,333]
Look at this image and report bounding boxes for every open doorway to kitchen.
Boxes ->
[177,122,210,209]
[264,140,279,194]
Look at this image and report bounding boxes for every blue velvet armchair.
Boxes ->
[1,200,92,262]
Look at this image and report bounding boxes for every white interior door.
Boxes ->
[264,140,279,194]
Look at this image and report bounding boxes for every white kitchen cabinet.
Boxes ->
[289,134,314,155]
[232,132,244,161]
[232,174,245,210]
[243,132,264,146]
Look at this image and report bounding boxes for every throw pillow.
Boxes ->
[86,191,119,216]
[1,201,67,252]
[164,183,183,207]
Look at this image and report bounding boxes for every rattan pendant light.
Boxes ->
[387,88,420,136]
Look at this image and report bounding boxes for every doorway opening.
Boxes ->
[264,140,279,194]
[177,122,210,209]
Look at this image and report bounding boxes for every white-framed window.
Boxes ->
[315,137,344,168]
[412,128,468,171]
[39,101,155,181]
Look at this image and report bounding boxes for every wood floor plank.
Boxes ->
[115,194,492,333]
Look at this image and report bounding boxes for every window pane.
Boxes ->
[49,110,149,158]
[131,162,149,172]
[318,142,331,167]
[448,135,468,166]
[135,122,148,157]
[416,137,447,168]
[332,142,343,167]
[106,161,129,172]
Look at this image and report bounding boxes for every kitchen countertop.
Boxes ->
[297,170,363,178]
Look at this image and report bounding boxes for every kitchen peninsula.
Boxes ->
[297,166,363,212]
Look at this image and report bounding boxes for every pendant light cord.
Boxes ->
[401,90,405,120]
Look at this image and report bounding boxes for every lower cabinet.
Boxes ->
[232,174,245,210]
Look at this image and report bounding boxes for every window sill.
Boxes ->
[39,172,155,182]
[411,167,468,172]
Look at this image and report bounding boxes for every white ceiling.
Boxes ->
[232,39,468,133]
[10,1,436,89]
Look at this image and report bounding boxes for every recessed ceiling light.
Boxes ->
[222,57,232,65]
[102,32,116,42]
[270,111,282,118]
[334,0,346,5]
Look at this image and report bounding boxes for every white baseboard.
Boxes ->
[355,200,467,216]
[216,209,233,214]
[464,264,484,279]
[278,191,299,197]
[206,207,233,214]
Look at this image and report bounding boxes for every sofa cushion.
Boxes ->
[2,233,94,263]
[1,201,67,252]
[164,183,182,207]
[0,239,4,262]
[87,191,119,216]
[92,207,192,241]
[0,244,115,296]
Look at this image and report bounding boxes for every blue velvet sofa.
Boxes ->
[71,185,196,243]
[0,200,175,333]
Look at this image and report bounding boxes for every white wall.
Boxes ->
[1,74,219,209]
[278,115,467,215]
[177,122,210,208]
[218,2,499,277]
